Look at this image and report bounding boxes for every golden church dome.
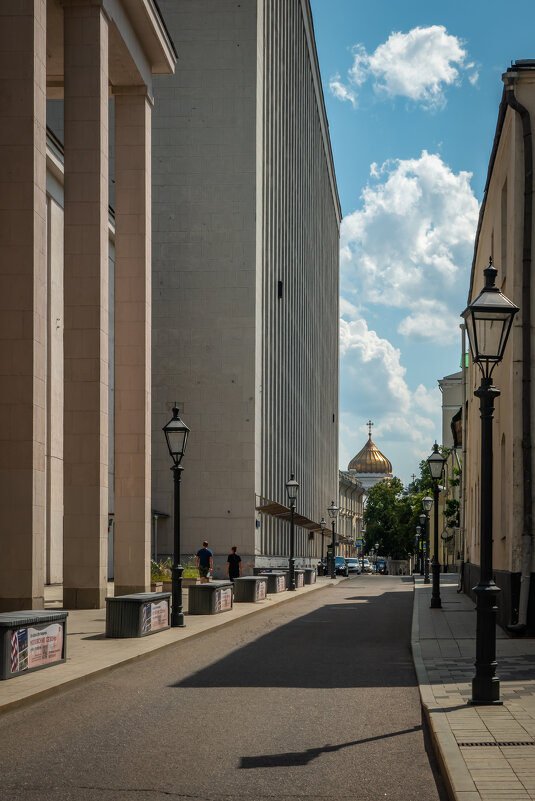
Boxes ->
[348,421,392,475]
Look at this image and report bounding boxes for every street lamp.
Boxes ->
[421,496,433,584]
[328,500,339,579]
[462,257,519,705]
[162,404,190,627]
[427,442,446,609]
[416,525,423,575]
[320,517,327,575]
[286,474,299,591]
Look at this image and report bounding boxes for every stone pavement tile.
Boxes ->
[413,576,535,801]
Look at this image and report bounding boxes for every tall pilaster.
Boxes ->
[113,88,152,595]
[63,1,109,608]
[0,0,47,611]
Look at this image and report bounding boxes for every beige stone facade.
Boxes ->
[0,0,175,611]
[151,0,340,575]
[463,61,535,633]
[338,471,365,558]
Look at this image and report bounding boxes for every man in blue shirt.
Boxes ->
[196,540,213,583]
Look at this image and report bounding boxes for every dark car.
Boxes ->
[375,558,387,574]
[334,556,349,576]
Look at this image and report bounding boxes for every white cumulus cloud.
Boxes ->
[330,25,477,109]
[339,318,442,478]
[329,74,357,107]
[341,151,479,344]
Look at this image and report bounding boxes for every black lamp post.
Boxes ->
[328,500,339,579]
[427,442,446,608]
[286,474,299,591]
[320,517,327,575]
[462,258,519,705]
[421,497,433,584]
[162,404,190,627]
[415,525,422,574]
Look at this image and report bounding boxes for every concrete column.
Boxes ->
[0,0,47,611]
[63,2,109,608]
[113,88,152,595]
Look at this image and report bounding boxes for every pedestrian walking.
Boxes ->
[226,546,242,582]
[196,540,213,583]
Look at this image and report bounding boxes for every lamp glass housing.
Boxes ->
[162,406,190,467]
[327,500,339,519]
[427,442,446,481]
[286,473,299,503]
[462,259,519,377]
[422,496,433,513]
[320,517,327,531]
[419,514,427,526]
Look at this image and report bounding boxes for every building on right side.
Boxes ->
[463,60,535,634]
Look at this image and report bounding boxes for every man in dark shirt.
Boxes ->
[196,540,213,583]
[226,546,242,582]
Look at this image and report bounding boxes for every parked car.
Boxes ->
[375,558,387,574]
[334,556,349,576]
[362,558,373,573]
[345,558,361,574]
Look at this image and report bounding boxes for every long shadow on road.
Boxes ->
[172,582,417,689]
[239,724,423,768]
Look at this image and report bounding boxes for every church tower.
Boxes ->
[348,421,393,490]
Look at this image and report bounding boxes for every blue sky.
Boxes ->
[310,0,535,485]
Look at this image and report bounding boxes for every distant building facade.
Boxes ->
[463,61,535,633]
[338,471,365,558]
[151,1,340,574]
[437,370,464,573]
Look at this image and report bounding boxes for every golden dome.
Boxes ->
[348,422,392,475]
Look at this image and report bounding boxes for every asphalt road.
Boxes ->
[0,575,447,801]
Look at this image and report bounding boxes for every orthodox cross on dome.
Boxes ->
[367,420,373,439]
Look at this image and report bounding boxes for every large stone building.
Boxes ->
[150,0,340,574]
[0,0,176,610]
[463,60,535,633]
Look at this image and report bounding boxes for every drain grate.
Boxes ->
[459,741,535,747]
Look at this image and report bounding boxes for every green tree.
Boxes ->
[364,478,422,559]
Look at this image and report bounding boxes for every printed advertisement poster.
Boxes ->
[142,600,169,634]
[276,575,285,592]
[256,581,267,601]
[296,573,304,588]
[215,587,233,613]
[11,623,64,674]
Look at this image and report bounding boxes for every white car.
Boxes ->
[362,559,373,573]
[346,558,361,574]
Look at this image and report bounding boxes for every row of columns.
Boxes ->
[0,0,152,610]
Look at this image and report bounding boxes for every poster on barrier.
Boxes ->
[10,622,64,674]
[215,587,233,613]
[256,581,267,601]
[142,600,169,634]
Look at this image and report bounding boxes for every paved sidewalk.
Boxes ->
[412,574,535,801]
[0,576,339,715]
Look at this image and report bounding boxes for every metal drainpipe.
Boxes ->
[503,73,533,633]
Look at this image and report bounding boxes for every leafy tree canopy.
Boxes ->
[363,477,429,560]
